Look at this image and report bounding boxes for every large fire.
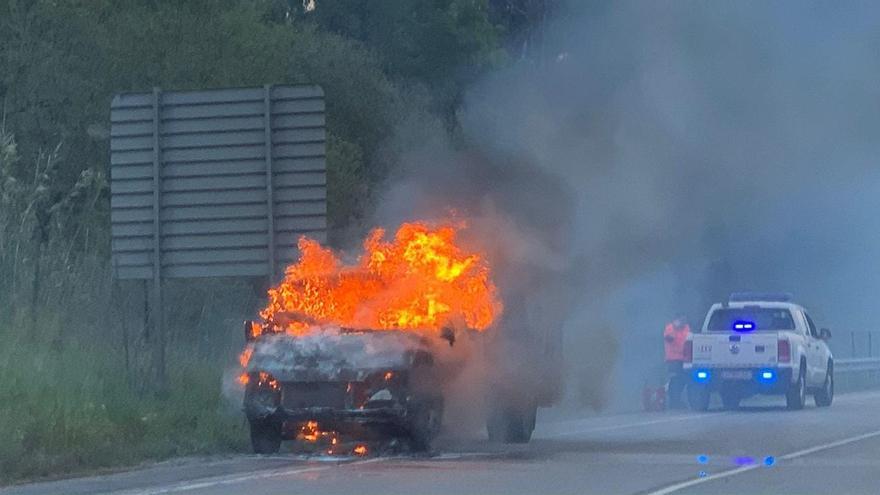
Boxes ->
[259,220,502,335]
[236,221,500,452]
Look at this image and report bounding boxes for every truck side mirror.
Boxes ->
[819,328,832,340]
[440,327,456,347]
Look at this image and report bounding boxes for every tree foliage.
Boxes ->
[303,0,503,110]
[0,0,518,236]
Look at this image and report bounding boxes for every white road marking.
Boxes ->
[541,413,729,438]
[111,413,716,495]
[81,390,880,494]
[644,427,880,495]
[776,429,880,460]
[109,458,385,495]
[429,452,498,460]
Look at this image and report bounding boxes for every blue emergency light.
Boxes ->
[757,369,777,384]
[693,370,711,383]
[733,320,755,332]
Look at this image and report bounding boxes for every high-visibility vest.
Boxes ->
[664,323,691,361]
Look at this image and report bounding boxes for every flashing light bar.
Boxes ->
[728,292,792,303]
[733,320,756,332]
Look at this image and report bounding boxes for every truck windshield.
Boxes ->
[707,307,795,331]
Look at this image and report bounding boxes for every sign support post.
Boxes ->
[151,87,166,390]
[263,84,276,282]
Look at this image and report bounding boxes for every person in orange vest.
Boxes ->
[664,314,691,409]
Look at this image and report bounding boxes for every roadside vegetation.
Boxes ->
[0,0,557,484]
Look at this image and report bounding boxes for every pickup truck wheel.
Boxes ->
[487,404,536,444]
[687,384,710,412]
[250,419,282,454]
[814,362,834,407]
[720,387,741,410]
[786,365,807,410]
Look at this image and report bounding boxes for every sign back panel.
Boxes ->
[110,85,326,280]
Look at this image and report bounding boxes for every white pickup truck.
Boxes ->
[684,293,834,410]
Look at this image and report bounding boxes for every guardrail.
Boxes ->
[834,357,880,392]
[836,357,880,373]
[840,331,878,359]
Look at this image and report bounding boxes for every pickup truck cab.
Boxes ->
[684,293,833,410]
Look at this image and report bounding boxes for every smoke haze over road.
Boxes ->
[376,0,880,410]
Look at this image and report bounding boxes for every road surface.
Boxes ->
[5,391,880,495]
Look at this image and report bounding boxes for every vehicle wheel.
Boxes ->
[250,419,282,454]
[487,403,536,444]
[814,361,834,407]
[720,387,741,410]
[786,363,807,410]
[687,384,710,411]
[408,399,444,452]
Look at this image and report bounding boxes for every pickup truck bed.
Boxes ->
[691,332,779,368]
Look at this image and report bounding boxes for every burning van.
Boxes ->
[238,221,502,453]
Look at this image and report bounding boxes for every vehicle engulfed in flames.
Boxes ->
[242,322,451,453]
[239,221,502,453]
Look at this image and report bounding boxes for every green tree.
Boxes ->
[300,0,503,115]
[0,0,412,234]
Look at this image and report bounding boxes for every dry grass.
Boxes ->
[0,273,259,484]
[0,131,255,484]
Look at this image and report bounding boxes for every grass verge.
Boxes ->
[0,314,249,484]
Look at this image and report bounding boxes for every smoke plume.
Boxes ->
[374,1,880,411]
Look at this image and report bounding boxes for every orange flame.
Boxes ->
[353,444,368,456]
[237,370,278,389]
[248,321,262,340]
[239,347,253,368]
[261,221,502,334]
[257,371,279,390]
[299,421,338,445]
[301,421,320,442]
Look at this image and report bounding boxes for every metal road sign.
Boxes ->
[110,85,327,282]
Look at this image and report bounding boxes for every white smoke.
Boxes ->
[375,0,880,411]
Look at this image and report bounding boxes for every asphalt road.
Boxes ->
[5,390,880,495]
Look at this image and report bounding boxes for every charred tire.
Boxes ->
[687,384,710,412]
[720,387,741,410]
[487,404,537,444]
[786,362,807,410]
[408,399,444,452]
[249,419,282,454]
[814,361,834,407]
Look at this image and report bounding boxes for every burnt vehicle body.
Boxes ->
[242,322,447,453]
